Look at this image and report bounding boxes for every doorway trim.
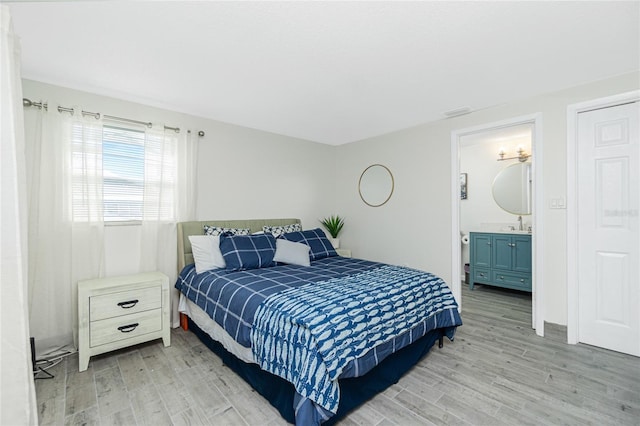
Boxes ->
[451,113,544,335]
[566,90,640,345]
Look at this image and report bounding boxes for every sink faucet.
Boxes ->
[517,215,523,231]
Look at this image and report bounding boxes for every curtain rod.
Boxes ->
[22,98,180,133]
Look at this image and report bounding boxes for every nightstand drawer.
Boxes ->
[90,285,161,321]
[90,309,162,347]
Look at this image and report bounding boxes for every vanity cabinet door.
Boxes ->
[471,233,492,268]
[492,235,513,270]
[512,236,532,273]
[492,235,531,272]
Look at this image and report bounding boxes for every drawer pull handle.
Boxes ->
[117,323,139,333]
[117,299,139,309]
[500,276,504,279]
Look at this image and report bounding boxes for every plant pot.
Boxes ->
[330,238,340,249]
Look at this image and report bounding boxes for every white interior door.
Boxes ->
[577,101,639,356]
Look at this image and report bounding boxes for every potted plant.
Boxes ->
[320,215,344,249]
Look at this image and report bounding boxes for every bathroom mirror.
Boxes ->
[492,162,532,215]
[359,164,394,207]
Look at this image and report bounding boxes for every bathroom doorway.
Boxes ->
[451,114,544,335]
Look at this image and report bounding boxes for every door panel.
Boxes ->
[596,251,628,325]
[597,158,628,229]
[577,101,639,356]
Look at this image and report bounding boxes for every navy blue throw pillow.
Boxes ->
[219,233,277,271]
[281,228,337,261]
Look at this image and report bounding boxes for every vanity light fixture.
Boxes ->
[497,146,530,162]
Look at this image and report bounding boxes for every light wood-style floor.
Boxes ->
[36,284,640,425]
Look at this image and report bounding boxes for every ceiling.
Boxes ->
[7,1,639,145]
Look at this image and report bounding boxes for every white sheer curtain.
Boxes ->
[140,127,197,327]
[26,104,105,355]
[178,130,199,224]
[69,110,106,344]
[0,5,38,424]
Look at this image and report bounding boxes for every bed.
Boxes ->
[175,218,463,425]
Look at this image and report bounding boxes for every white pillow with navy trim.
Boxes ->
[188,235,226,273]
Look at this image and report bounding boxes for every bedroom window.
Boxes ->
[71,123,177,223]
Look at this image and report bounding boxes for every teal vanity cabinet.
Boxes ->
[469,232,531,292]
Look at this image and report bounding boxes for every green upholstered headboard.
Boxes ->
[177,218,302,273]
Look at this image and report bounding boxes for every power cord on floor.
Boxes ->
[33,349,77,380]
[33,365,54,380]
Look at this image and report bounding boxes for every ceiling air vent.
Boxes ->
[443,106,472,118]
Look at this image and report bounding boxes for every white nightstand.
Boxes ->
[78,271,170,372]
[336,248,352,258]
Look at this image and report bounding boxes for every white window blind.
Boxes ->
[102,126,145,222]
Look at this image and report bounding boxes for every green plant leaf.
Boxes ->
[319,215,344,238]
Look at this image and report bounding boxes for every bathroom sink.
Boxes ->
[494,229,532,234]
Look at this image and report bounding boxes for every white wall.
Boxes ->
[22,79,336,277]
[335,71,640,326]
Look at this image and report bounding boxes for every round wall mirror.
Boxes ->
[359,164,394,207]
[492,162,532,215]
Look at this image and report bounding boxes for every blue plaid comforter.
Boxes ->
[175,257,381,347]
[176,257,462,420]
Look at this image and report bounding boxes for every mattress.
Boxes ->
[178,292,253,363]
